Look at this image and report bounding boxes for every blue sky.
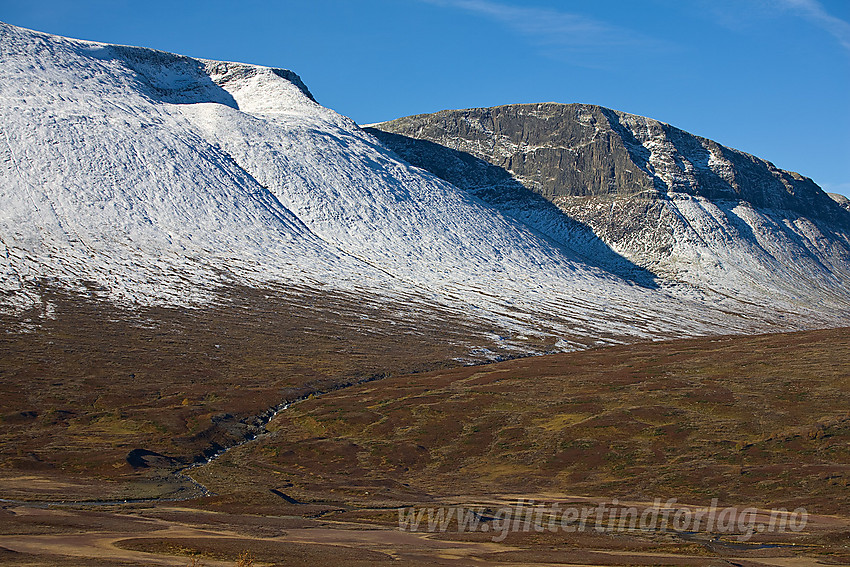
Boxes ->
[2,0,849,195]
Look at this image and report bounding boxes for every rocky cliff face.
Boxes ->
[370,103,845,223]
[372,104,655,199]
[368,104,850,309]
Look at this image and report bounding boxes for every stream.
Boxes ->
[0,399,303,508]
[0,374,389,508]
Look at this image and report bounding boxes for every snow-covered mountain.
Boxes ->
[0,23,846,353]
[369,103,850,321]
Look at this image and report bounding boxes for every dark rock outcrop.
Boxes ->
[369,103,847,225]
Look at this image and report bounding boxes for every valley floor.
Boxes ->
[0,488,848,566]
[0,294,848,565]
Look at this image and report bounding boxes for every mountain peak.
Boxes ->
[0,20,318,115]
[374,102,845,224]
[2,22,849,347]
[369,104,850,310]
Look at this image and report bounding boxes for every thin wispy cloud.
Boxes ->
[773,0,850,51]
[421,0,664,52]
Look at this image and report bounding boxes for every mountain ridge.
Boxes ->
[371,102,846,223]
[368,103,850,315]
[1,22,848,355]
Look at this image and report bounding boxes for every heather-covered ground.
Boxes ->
[0,311,847,565]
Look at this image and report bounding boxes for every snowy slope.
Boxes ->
[0,23,843,350]
[371,104,850,323]
[0,24,362,309]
